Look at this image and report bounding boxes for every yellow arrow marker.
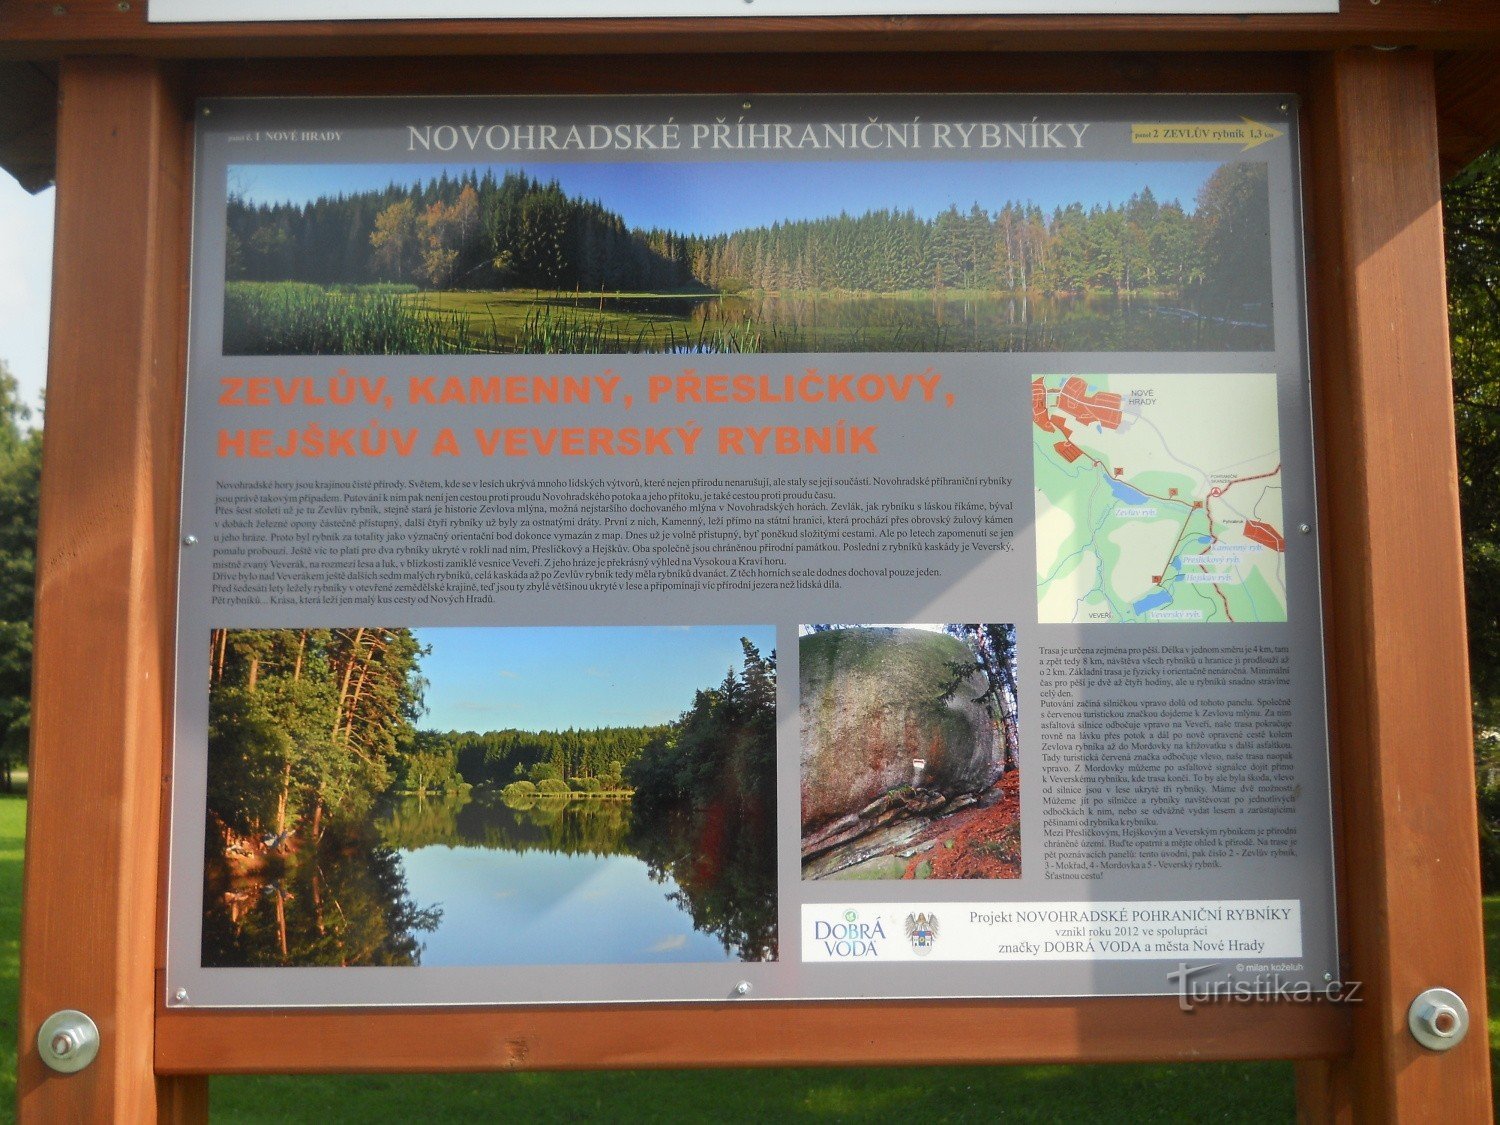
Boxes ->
[1131,117,1286,152]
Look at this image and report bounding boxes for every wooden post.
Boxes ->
[16,56,206,1122]
[1298,48,1492,1121]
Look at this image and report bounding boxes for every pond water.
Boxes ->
[542,290,1273,353]
[201,788,776,968]
[382,792,740,965]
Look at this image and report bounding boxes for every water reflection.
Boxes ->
[540,290,1273,352]
[201,825,440,968]
[202,788,776,967]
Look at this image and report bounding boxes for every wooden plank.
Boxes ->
[1298,49,1491,1121]
[15,55,206,1122]
[1,3,1500,60]
[155,997,1350,1073]
[184,49,1309,98]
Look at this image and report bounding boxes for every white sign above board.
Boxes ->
[149,0,1337,23]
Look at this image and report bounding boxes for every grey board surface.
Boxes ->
[167,93,1337,1008]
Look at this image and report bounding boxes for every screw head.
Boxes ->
[1298,523,1311,535]
[183,534,198,547]
[174,987,189,1002]
[734,980,751,996]
[50,1031,75,1057]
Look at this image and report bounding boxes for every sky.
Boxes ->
[0,172,54,417]
[411,624,775,732]
[231,159,1220,238]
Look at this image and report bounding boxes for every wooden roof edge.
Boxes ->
[1437,51,1500,180]
[5,49,1500,193]
[0,60,56,193]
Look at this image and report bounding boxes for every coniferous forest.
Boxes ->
[202,627,778,969]
[221,161,1275,355]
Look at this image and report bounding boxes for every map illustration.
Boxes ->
[1033,373,1287,624]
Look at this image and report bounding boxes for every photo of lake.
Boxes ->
[200,625,779,968]
[221,157,1275,355]
[379,792,739,965]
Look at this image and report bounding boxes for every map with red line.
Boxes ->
[1033,373,1287,624]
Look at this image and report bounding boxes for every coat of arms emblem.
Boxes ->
[905,911,938,955]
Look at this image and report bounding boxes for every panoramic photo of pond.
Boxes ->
[221,158,1275,355]
[200,625,778,968]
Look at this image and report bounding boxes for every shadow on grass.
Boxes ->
[211,1061,1294,1123]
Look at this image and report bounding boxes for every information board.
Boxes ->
[166,93,1338,1008]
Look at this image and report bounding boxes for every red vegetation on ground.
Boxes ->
[903,770,1022,880]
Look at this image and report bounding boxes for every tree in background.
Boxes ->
[626,640,778,960]
[207,627,428,845]
[228,164,1264,302]
[0,362,39,791]
[1194,162,1273,318]
[941,624,1021,775]
[1443,149,1500,885]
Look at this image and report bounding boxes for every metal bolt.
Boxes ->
[115,0,130,9]
[202,107,212,117]
[50,4,65,14]
[742,101,752,110]
[37,1011,100,1074]
[183,534,198,547]
[1408,987,1469,1050]
[734,980,751,996]
[174,987,189,1002]
[1322,971,1333,982]
[1279,102,1289,114]
[1420,1000,1460,1037]
[1298,523,1311,535]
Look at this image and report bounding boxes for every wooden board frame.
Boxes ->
[6,3,1500,58]
[15,44,1491,1123]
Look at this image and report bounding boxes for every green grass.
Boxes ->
[1487,896,1500,1070]
[226,284,772,356]
[4,789,1494,1122]
[209,1062,1293,1123]
[222,284,970,356]
[0,795,20,1125]
[224,282,489,355]
[414,290,775,354]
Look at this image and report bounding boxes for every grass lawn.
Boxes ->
[0,795,19,1125]
[3,791,1492,1122]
